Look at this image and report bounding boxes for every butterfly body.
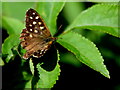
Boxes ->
[20,8,56,59]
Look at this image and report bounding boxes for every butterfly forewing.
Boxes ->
[25,8,51,37]
[20,8,55,59]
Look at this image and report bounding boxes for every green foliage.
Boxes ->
[1,2,119,89]
[60,51,82,67]
[88,0,119,2]
[57,31,109,78]
[2,2,64,89]
[2,34,20,62]
[63,2,85,24]
[36,61,60,88]
[66,4,119,37]
[2,2,35,21]
[0,58,4,66]
[2,16,24,35]
[29,59,34,75]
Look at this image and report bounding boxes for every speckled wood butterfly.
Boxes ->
[20,8,56,59]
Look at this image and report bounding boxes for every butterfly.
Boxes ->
[20,8,56,59]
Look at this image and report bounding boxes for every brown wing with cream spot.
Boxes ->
[20,8,55,59]
[25,8,51,38]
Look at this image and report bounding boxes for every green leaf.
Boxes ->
[88,0,120,2]
[29,58,34,75]
[63,2,85,24]
[25,79,32,88]
[60,52,82,67]
[2,34,20,62]
[2,16,24,62]
[57,31,110,78]
[2,2,35,21]
[36,2,65,36]
[65,4,119,37]
[2,16,24,35]
[0,57,5,66]
[36,50,60,88]
[36,63,60,88]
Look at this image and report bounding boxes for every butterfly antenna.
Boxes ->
[58,24,62,31]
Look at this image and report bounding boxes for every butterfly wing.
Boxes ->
[26,8,51,38]
[20,8,54,59]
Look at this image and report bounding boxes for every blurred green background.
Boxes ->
[1,2,120,90]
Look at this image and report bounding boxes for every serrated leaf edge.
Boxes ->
[57,31,110,78]
[65,4,119,37]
